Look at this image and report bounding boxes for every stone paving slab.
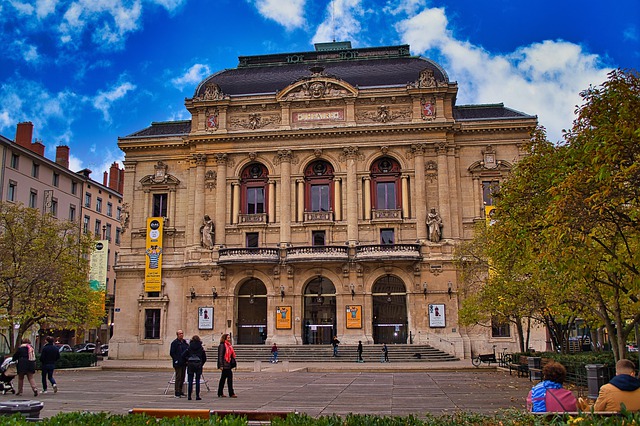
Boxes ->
[0,367,535,419]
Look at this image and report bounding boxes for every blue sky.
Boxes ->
[1,0,638,175]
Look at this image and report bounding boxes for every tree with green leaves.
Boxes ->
[0,202,103,352]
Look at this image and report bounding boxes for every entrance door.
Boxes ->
[237,279,267,344]
[302,277,336,344]
[372,275,408,344]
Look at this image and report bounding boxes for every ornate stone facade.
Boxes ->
[112,43,540,360]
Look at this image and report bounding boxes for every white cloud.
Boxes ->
[623,26,638,42]
[312,0,365,45]
[171,64,211,89]
[35,0,58,19]
[396,6,612,143]
[93,81,136,122]
[251,0,306,30]
[9,1,35,15]
[149,0,186,11]
[383,0,426,16]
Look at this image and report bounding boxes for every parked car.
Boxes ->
[73,343,96,353]
[57,344,73,353]
[627,344,638,353]
[100,344,109,356]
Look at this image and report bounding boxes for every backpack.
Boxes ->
[186,355,202,369]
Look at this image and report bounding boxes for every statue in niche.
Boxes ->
[427,208,443,242]
[200,215,215,249]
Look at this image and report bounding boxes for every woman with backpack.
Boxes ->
[181,335,206,400]
[12,338,38,396]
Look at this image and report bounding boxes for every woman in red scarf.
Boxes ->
[217,333,237,397]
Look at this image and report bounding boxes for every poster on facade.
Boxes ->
[276,306,292,329]
[345,305,362,329]
[144,217,163,292]
[89,240,108,292]
[428,304,446,328]
[198,307,213,330]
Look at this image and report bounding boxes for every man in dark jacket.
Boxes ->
[40,336,60,393]
[169,329,189,398]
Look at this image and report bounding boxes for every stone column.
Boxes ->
[231,182,240,225]
[363,176,371,220]
[186,158,196,244]
[344,147,359,243]
[277,150,293,245]
[472,177,481,219]
[436,142,451,239]
[448,148,460,238]
[411,144,427,240]
[401,175,410,219]
[296,179,305,222]
[268,180,276,224]
[333,177,342,221]
[194,154,207,246]
[215,154,228,246]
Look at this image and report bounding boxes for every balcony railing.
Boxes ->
[218,247,280,264]
[354,244,421,261]
[371,209,402,221]
[238,213,268,224]
[304,211,333,222]
[286,246,349,263]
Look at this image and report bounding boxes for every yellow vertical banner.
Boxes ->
[485,205,496,226]
[145,217,163,292]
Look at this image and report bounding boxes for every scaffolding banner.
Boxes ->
[144,218,163,292]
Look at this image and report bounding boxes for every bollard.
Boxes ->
[585,364,607,400]
[254,360,261,372]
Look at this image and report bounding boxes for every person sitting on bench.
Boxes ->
[594,359,640,412]
[527,361,577,412]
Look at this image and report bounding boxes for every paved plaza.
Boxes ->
[0,360,535,419]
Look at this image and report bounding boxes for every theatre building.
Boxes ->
[111,42,538,360]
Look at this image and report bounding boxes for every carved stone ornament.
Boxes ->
[198,83,229,101]
[154,161,168,183]
[483,145,497,169]
[120,202,130,233]
[277,71,357,102]
[421,97,437,121]
[205,108,219,131]
[204,170,217,190]
[356,105,411,123]
[408,68,446,89]
[228,113,281,130]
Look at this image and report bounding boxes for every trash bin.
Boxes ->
[528,356,542,381]
[585,364,607,400]
[0,400,44,419]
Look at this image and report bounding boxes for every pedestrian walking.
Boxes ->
[270,343,278,363]
[12,338,38,396]
[332,336,340,357]
[169,329,188,398]
[382,343,389,362]
[182,335,206,401]
[39,336,60,393]
[217,333,237,398]
[357,341,364,362]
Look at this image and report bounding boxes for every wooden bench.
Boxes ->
[508,356,529,378]
[532,411,622,420]
[130,408,294,422]
[129,408,212,419]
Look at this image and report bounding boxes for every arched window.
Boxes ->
[240,163,269,215]
[304,160,334,212]
[371,157,401,210]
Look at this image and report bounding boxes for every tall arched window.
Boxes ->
[304,160,334,213]
[371,157,401,210]
[240,163,269,216]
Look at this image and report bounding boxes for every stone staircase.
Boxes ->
[206,344,458,363]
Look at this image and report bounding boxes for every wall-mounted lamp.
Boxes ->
[249,293,255,304]
[189,287,196,302]
[447,281,453,299]
[423,282,428,299]
[387,292,392,304]
[280,285,285,301]
[212,286,218,300]
[350,284,355,300]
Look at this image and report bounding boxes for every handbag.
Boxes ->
[230,357,237,369]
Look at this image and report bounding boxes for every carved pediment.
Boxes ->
[277,73,358,102]
[140,161,180,187]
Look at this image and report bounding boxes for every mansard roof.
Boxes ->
[194,44,449,98]
[123,121,191,138]
[454,104,535,120]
